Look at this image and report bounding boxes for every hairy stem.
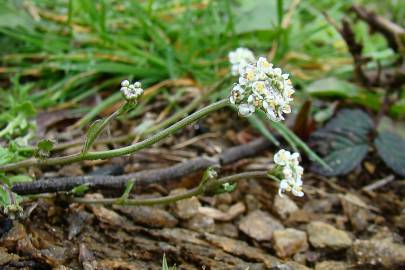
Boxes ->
[72,171,268,206]
[17,77,229,153]
[1,99,230,171]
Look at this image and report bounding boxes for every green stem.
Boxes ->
[0,99,230,171]
[72,171,268,206]
[18,77,230,153]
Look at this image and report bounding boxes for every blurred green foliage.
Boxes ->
[0,0,404,188]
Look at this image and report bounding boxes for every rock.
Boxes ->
[0,247,19,265]
[215,223,239,238]
[85,194,126,227]
[89,205,126,227]
[303,199,333,214]
[114,205,178,228]
[307,221,352,250]
[340,193,372,232]
[58,164,84,177]
[215,193,233,205]
[293,252,307,265]
[68,210,92,240]
[171,189,201,219]
[203,233,310,270]
[394,213,405,230]
[286,209,312,224]
[198,202,245,221]
[272,228,309,258]
[239,210,283,241]
[315,261,347,270]
[244,194,262,212]
[352,238,405,268]
[0,222,27,249]
[274,195,299,219]
[184,214,215,233]
[79,243,98,270]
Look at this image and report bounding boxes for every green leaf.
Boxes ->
[115,180,135,205]
[162,254,175,270]
[70,184,90,196]
[37,139,54,152]
[16,101,37,117]
[375,131,405,177]
[314,145,368,176]
[8,174,32,184]
[310,109,373,176]
[82,119,103,153]
[36,139,54,158]
[0,146,23,165]
[307,78,381,110]
[232,0,277,34]
[0,185,10,206]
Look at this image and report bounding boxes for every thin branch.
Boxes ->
[350,5,405,53]
[12,137,273,195]
[323,13,370,86]
[72,171,268,206]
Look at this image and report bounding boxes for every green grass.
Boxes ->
[0,0,404,213]
[0,0,403,158]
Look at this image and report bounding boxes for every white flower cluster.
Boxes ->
[228,48,255,76]
[120,80,144,101]
[274,149,304,197]
[229,54,294,121]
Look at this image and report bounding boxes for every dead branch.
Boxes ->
[12,137,273,195]
[325,6,405,90]
[350,5,405,53]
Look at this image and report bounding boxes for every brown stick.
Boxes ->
[12,137,273,195]
[350,5,405,53]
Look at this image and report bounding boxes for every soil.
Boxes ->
[1,111,404,270]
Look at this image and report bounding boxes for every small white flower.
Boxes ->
[252,81,267,96]
[278,179,290,197]
[229,48,255,76]
[228,53,295,121]
[274,149,291,166]
[247,94,263,108]
[121,80,130,87]
[257,57,273,73]
[274,149,304,198]
[229,84,245,104]
[237,103,255,116]
[120,80,144,101]
[239,64,257,86]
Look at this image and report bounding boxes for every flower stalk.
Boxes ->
[72,171,269,206]
[0,99,230,171]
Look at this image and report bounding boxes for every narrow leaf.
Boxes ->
[248,114,280,146]
[82,119,103,153]
[115,180,135,204]
[273,121,330,170]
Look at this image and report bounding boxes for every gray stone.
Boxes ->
[274,195,299,219]
[239,210,283,241]
[272,228,309,258]
[307,221,352,250]
[315,261,347,270]
[352,238,405,268]
[171,189,201,219]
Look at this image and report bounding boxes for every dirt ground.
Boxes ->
[1,111,405,270]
